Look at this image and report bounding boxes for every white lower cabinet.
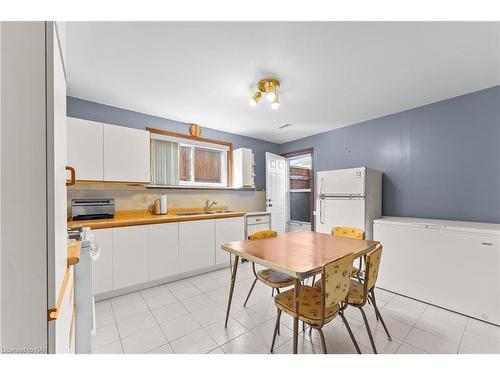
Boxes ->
[93,228,113,295]
[179,219,216,273]
[92,217,245,296]
[215,217,245,265]
[148,223,179,280]
[112,225,149,290]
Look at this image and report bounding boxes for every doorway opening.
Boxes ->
[282,149,314,232]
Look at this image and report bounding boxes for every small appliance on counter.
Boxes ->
[152,194,168,215]
[71,198,115,220]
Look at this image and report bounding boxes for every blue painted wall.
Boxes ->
[67,97,280,190]
[279,86,500,223]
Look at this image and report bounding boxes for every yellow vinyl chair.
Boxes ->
[243,230,295,307]
[310,226,365,287]
[270,253,361,354]
[332,226,366,278]
[345,244,391,353]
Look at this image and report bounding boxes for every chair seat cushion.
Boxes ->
[274,285,339,325]
[347,280,365,305]
[257,268,295,287]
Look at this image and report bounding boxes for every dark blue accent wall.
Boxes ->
[66,97,280,190]
[279,86,500,223]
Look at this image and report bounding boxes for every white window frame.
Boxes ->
[179,142,228,187]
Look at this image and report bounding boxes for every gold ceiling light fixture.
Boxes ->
[249,78,280,109]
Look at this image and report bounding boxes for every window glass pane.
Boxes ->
[194,147,222,183]
[179,145,191,181]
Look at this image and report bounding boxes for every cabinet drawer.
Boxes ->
[246,215,270,225]
[247,222,271,236]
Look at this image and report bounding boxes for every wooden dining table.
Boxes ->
[221,230,379,354]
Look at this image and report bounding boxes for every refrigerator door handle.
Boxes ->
[320,199,325,224]
[320,178,324,197]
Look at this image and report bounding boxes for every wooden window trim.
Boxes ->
[147,127,233,187]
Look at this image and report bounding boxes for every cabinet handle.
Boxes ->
[66,166,76,186]
[255,218,262,222]
[482,242,493,246]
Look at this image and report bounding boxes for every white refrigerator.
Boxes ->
[316,167,382,240]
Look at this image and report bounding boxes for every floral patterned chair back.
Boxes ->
[322,253,354,309]
[365,244,383,291]
[331,226,365,240]
[248,230,278,240]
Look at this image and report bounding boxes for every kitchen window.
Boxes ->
[149,127,231,188]
[179,143,227,186]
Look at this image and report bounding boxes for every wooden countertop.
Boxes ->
[67,209,246,230]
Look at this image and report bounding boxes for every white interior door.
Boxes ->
[316,198,365,234]
[266,152,286,233]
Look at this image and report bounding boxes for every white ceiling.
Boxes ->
[65,22,500,144]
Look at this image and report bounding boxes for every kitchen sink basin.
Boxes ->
[175,210,235,216]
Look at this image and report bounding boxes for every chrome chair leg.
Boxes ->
[272,288,275,297]
[339,312,361,354]
[369,292,391,341]
[359,307,377,354]
[243,277,258,307]
[317,328,328,354]
[270,309,282,353]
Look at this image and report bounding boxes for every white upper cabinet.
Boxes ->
[67,117,104,181]
[103,124,150,182]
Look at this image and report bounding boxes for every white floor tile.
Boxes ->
[110,292,144,310]
[380,295,428,326]
[459,319,500,354]
[171,285,203,301]
[250,317,293,349]
[396,342,427,354]
[92,323,120,350]
[207,347,225,354]
[231,308,273,330]
[147,344,174,354]
[95,300,115,328]
[165,279,193,292]
[151,301,189,324]
[92,340,123,354]
[205,318,248,346]
[160,314,202,342]
[181,293,216,313]
[368,313,413,341]
[169,329,218,354]
[273,335,323,354]
[142,290,178,310]
[189,274,225,293]
[405,327,460,354]
[220,331,269,354]
[139,284,170,299]
[191,304,226,327]
[353,324,402,354]
[112,300,150,322]
[121,325,168,354]
[116,310,158,339]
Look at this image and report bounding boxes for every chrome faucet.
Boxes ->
[204,199,217,213]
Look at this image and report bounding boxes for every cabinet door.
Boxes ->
[179,219,215,273]
[215,217,245,265]
[103,124,150,182]
[148,223,179,280]
[92,228,113,295]
[112,226,149,290]
[67,117,104,181]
